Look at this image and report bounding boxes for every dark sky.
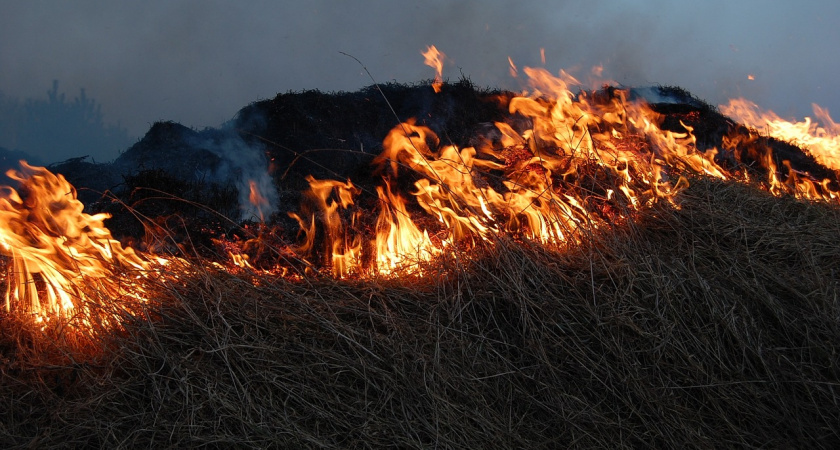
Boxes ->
[2,0,839,161]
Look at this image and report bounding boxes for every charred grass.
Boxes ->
[1,177,839,448]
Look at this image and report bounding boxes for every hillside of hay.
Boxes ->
[1,81,839,448]
[1,180,838,448]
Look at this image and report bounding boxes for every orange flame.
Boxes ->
[721,99,840,171]
[422,45,445,93]
[6,47,840,337]
[0,162,165,329]
[508,57,518,78]
[285,65,750,276]
[280,58,840,278]
[248,180,269,222]
[288,175,361,277]
[374,179,440,274]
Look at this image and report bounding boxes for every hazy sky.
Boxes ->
[2,0,839,156]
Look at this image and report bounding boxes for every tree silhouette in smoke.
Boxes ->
[0,80,132,164]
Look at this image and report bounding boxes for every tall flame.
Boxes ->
[288,175,361,278]
[422,45,445,93]
[374,179,440,274]
[248,179,269,222]
[285,66,747,276]
[0,162,161,327]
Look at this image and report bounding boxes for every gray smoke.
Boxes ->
[186,133,277,222]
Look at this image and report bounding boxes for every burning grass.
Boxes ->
[2,52,840,445]
[1,177,838,448]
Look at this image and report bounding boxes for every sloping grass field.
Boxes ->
[1,177,838,448]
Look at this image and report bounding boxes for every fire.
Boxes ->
[0,162,166,330]
[721,99,840,171]
[280,60,840,277]
[284,67,734,276]
[422,45,445,93]
[374,179,440,274]
[5,46,840,336]
[248,179,269,222]
[288,175,361,278]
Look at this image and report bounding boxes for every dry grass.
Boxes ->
[1,177,839,448]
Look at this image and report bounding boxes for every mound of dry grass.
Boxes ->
[1,178,839,448]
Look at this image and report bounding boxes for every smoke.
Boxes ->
[185,131,277,222]
[1,0,838,164]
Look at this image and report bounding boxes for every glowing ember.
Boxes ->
[0,162,165,329]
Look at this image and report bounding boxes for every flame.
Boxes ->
[721,99,840,171]
[248,180,269,222]
[380,68,722,246]
[279,58,840,278]
[0,162,164,329]
[288,175,361,277]
[229,251,253,269]
[422,45,445,93]
[374,179,440,274]
[285,65,744,275]
[6,46,840,338]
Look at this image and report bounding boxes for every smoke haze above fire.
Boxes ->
[1,0,838,163]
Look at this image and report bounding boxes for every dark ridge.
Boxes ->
[645,88,839,189]
[233,77,508,190]
[26,81,840,248]
[97,168,240,255]
[113,121,223,179]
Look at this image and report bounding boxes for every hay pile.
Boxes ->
[1,177,839,448]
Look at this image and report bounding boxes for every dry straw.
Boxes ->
[1,177,839,448]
